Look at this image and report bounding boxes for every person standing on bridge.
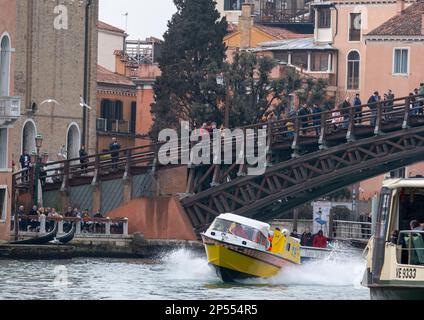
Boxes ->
[19,150,31,182]
[385,90,395,120]
[109,137,121,171]
[79,145,88,175]
[312,104,322,136]
[297,104,310,135]
[354,94,362,124]
[368,91,380,127]
[341,97,351,129]
[418,83,424,111]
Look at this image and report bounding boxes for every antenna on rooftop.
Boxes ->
[122,12,129,33]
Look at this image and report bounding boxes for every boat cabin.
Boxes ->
[206,213,271,250]
[377,179,424,267]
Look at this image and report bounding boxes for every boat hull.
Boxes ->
[203,236,294,282]
[370,287,424,300]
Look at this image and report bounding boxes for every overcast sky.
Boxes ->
[99,0,177,40]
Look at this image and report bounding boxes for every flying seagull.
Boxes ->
[79,96,92,110]
[40,98,60,106]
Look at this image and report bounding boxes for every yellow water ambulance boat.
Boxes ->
[202,213,301,282]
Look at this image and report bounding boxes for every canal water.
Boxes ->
[0,248,370,300]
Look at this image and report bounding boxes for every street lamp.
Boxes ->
[216,74,230,128]
[31,134,48,206]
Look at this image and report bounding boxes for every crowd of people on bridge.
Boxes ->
[258,83,424,138]
[12,204,123,234]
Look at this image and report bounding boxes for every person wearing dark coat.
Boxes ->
[300,228,314,247]
[109,138,121,171]
[354,94,362,123]
[290,229,300,239]
[79,145,88,174]
[19,151,31,182]
[385,90,395,119]
[297,104,311,134]
[312,104,322,136]
[368,91,379,127]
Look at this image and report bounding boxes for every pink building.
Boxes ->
[364,1,424,98]
[0,0,20,242]
[358,1,424,199]
[312,0,416,103]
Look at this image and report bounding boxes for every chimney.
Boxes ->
[396,0,405,15]
[239,3,254,49]
[422,14,424,36]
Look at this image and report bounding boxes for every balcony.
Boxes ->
[97,118,133,134]
[0,97,21,126]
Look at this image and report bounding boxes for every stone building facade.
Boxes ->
[10,0,98,164]
[0,0,20,242]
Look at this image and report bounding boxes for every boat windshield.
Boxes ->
[211,219,268,247]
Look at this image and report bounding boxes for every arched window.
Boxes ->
[66,123,81,160]
[22,120,37,155]
[347,51,360,90]
[0,34,11,96]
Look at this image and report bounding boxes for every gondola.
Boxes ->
[55,223,76,245]
[10,222,58,245]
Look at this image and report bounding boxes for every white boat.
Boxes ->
[362,178,424,299]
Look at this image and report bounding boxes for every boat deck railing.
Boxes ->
[397,230,424,266]
[12,215,129,237]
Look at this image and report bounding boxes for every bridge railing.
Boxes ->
[256,94,424,143]
[13,94,424,192]
[331,220,372,242]
[12,215,129,236]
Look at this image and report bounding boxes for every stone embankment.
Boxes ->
[0,233,204,260]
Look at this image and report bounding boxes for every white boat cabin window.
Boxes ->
[393,188,424,266]
[211,219,268,247]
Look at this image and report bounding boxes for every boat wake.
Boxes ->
[160,249,216,281]
[240,245,366,288]
[161,246,366,289]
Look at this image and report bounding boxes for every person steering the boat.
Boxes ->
[267,231,274,252]
[229,223,248,239]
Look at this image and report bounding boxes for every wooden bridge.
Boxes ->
[13,94,424,234]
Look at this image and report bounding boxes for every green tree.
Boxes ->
[223,51,302,127]
[298,77,334,109]
[150,0,228,139]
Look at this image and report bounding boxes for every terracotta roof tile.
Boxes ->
[227,23,238,33]
[367,2,424,36]
[97,65,135,86]
[254,25,313,40]
[97,21,126,34]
